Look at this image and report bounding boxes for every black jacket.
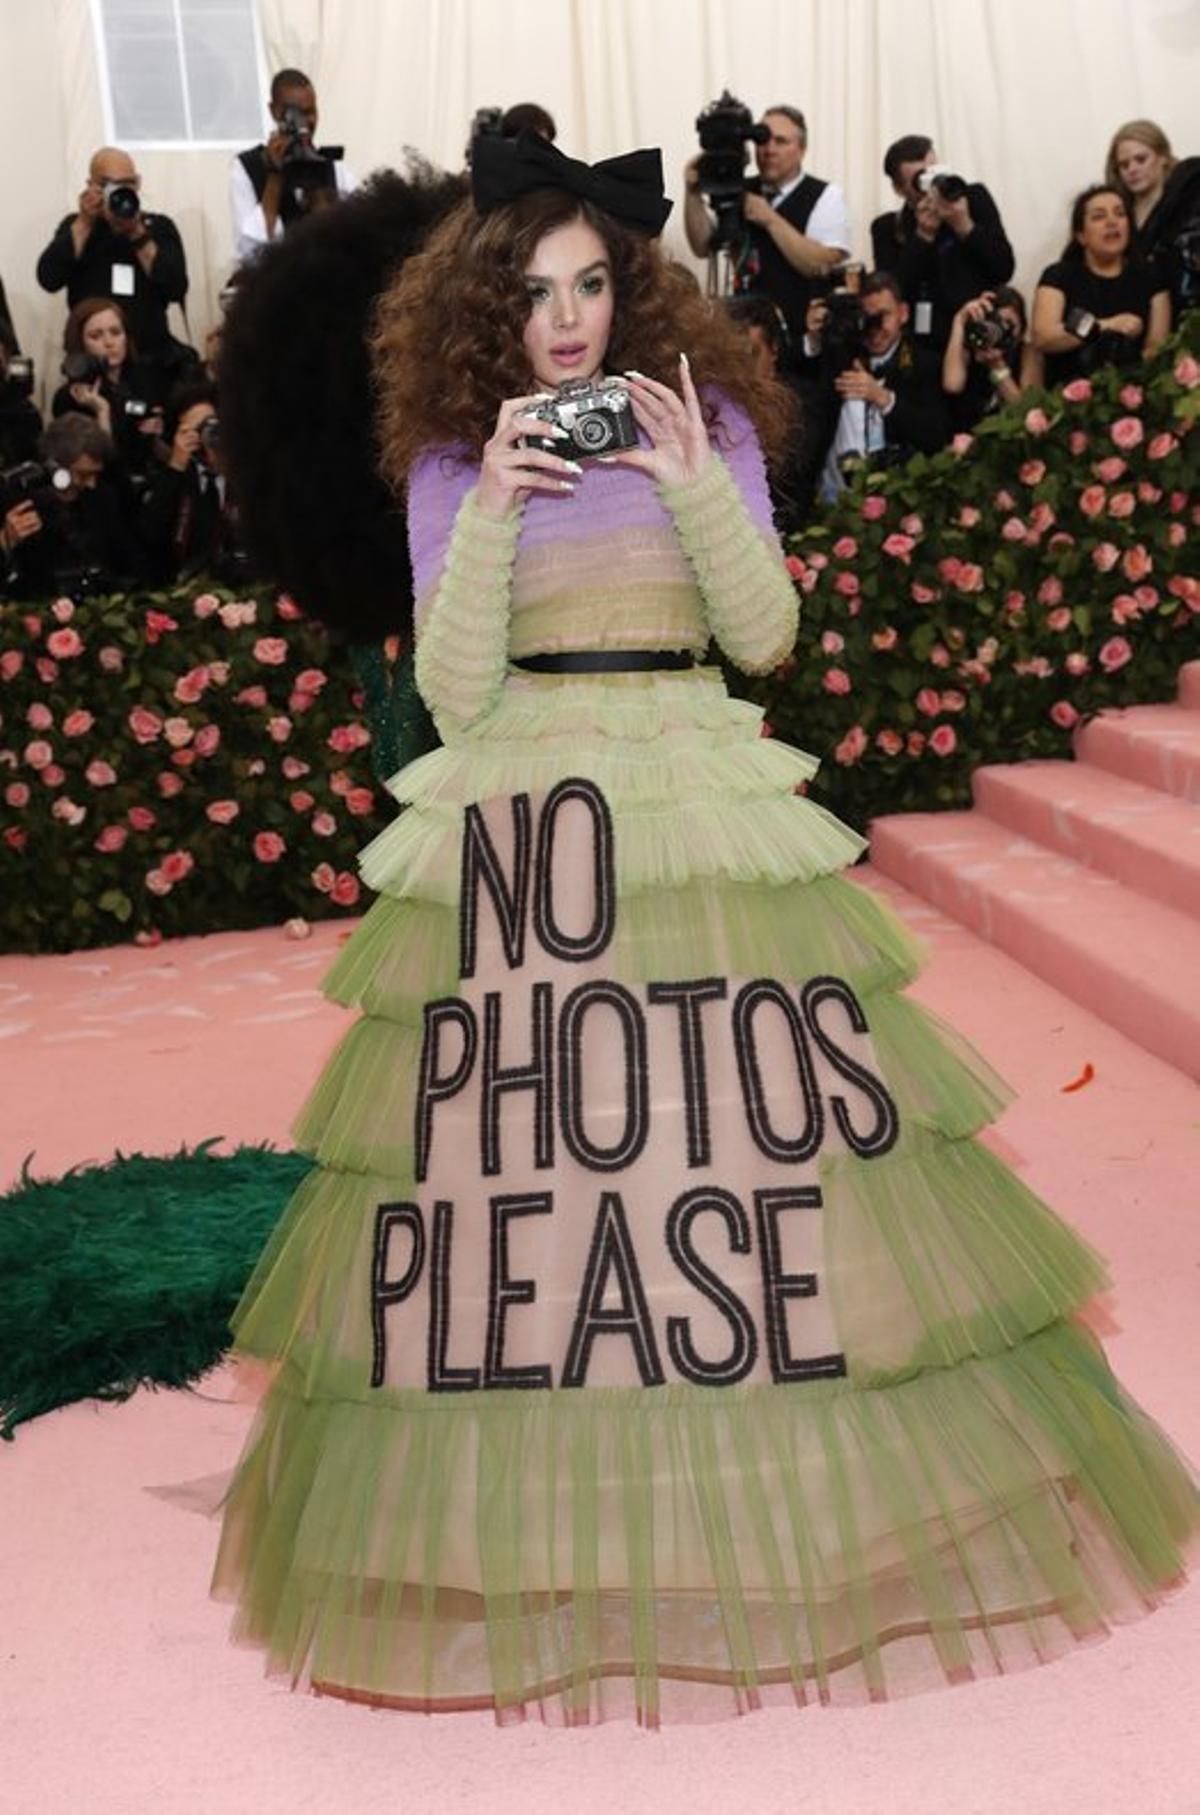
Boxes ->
[4,479,144,600]
[870,183,1014,350]
[140,462,244,584]
[1133,155,1200,318]
[36,213,190,365]
[733,174,840,343]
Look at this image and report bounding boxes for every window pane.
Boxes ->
[101,0,188,141]
[181,0,262,141]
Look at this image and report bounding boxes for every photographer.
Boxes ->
[942,287,1042,431]
[36,147,192,380]
[684,103,850,343]
[1,414,143,602]
[1107,120,1200,320]
[50,298,165,483]
[231,69,357,263]
[870,135,1014,352]
[140,380,251,585]
[1033,185,1171,389]
[0,315,41,470]
[804,271,949,503]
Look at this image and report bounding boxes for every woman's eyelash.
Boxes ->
[526,276,607,303]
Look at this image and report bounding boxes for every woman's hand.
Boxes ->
[612,356,711,489]
[1099,312,1144,340]
[71,379,112,436]
[475,392,581,519]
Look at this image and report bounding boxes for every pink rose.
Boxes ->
[875,728,903,757]
[157,772,185,797]
[51,797,86,826]
[1110,416,1143,451]
[329,769,352,796]
[872,627,899,651]
[219,601,254,630]
[144,609,178,643]
[163,716,194,748]
[40,764,65,788]
[50,597,75,623]
[311,862,336,893]
[834,725,868,766]
[909,582,937,604]
[1078,485,1107,518]
[950,433,974,457]
[23,739,52,770]
[930,644,952,669]
[820,630,844,654]
[193,724,221,758]
[26,702,53,730]
[174,665,211,704]
[85,760,117,787]
[247,758,266,776]
[275,593,303,620]
[290,789,315,813]
[1037,577,1063,606]
[133,928,163,948]
[127,805,157,831]
[129,706,163,744]
[860,495,888,521]
[312,810,337,836]
[822,668,852,695]
[1110,594,1140,626]
[954,509,979,531]
[1172,354,1199,389]
[900,513,923,537]
[295,666,329,694]
[46,627,83,660]
[1092,542,1120,573]
[94,824,127,854]
[268,715,293,743]
[938,556,963,584]
[1003,591,1026,617]
[1028,503,1056,536]
[330,871,360,907]
[0,650,23,681]
[284,917,311,940]
[906,731,926,756]
[832,536,858,559]
[1167,576,1200,606]
[62,709,94,737]
[807,552,829,570]
[192,592,220,618]
[289,689,316,714]
[1122,544,1153,582]
[1118,384,1143,409]
[5,781,30,807]
[98,645,124,673]
[254,831,286,863]
[1098,636,1133,672]
[327,723,371,753]
[5,826,28,851]
[1068,430,1090,455]
[1137,481,1161,504]
[1018,459,1045,485]
[207,660,231,685]
[1134,585,1159,609]
[346,788,375,816]
[281,756,311,780]
[1062,378,1093,403]
[940,689,966,712]
[784,554,805,580]
[916,688,942,717]
[832,570,860,597]
[1000,516,1027,542]
[160,849,194,884]
[1045,607,1072,632]
[929,725,957,757]
[1050,701,1080,730]
[146,868,173,897]
[172,749,196,769]
[253,637,289,666]
[1107,491,1135,518]
[1014,657,1052,679]
[881,533,915,562]
[1065,652,1090,676]
[206,800,240,825]
[1094,456,1127,483]
[1024,407,1050,436]
[1146,432,1177,461]
[1169,522,1187,547]
[235,685,268,709]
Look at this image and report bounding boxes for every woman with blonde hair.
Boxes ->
[1106,119,1200,316]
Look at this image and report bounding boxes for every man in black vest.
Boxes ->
[683,105,851,345]
[230,69,357,264]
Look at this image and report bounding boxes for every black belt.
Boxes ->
[512,650,696,674]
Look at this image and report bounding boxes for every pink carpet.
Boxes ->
[2,879,1198,1813]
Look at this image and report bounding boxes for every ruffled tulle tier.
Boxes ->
[213,1319,1198,1725]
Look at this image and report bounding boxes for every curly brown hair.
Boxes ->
[372,191,797,485]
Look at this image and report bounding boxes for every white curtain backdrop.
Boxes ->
[3,0,1198,402]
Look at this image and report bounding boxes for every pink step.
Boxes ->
[1075,702,1200,804]
[1178,661,1200,710]
[972,761,1200,921]
[869,810,1200,1079]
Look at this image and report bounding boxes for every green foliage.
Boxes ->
[0,581,404,953]
[746,321,1200,833]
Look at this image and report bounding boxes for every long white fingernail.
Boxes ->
[563,460,584,475]
[680,351,690,369]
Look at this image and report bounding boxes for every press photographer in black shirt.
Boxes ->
[0,315,41,470]
[36,147,192,380]
[1033,185,1171,389]
[942,286,1043,432]
[141,380,251,585]
[0,414,143,602]
[871,135,1014,352]
[231,69,356,263]
[50,297,165,484]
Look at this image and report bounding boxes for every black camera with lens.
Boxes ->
[1064,305,1141,375]
[0,459,67,517]
[822,287,869,371]
[964,304,1020,357]
[694,90,770,251]
[3,355,35,401]
[198,415,221,457]
[916,166,968,205]
[522,378,638,460]
[280,103,343,196]
[62,351,105,387]
[102,178,140,222]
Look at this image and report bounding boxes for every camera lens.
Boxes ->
[574,413,614,452]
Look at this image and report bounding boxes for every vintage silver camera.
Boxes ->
[523,377,638,460]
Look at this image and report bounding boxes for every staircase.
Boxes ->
[870,662,1200,1080]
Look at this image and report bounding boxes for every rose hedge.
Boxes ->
[745,316,1200,831]
[0,584,393,953]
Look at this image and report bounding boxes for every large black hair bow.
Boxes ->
[472,131,673,235]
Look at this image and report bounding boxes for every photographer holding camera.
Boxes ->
[140,379,252,585]
[231,69,357,263]
[0,315,41,471]
[50,298,165,484]
[1033,185,1171,389]
[1,414,143,602]
[870,136,1013,353]
[803,271,949,503]
[684,101,850,343]
[36,148,192,380]
[942,286,1042,431]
